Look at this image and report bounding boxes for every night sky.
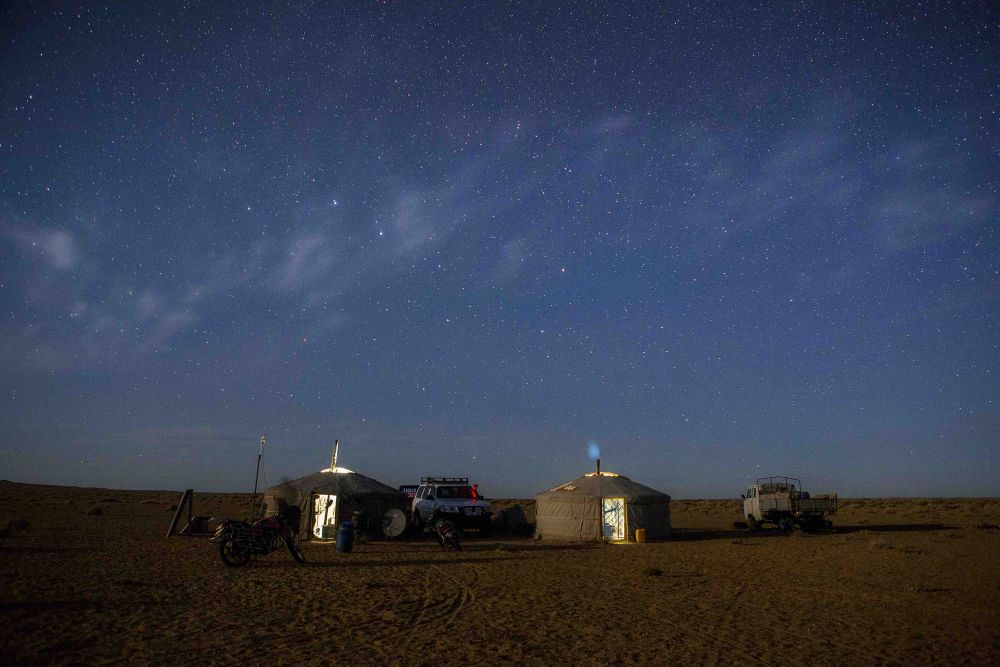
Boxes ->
[2,3,997,498]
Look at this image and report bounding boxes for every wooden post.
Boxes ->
[167,489,193,537]
[251,435,265,520]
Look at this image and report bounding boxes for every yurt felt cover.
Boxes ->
[263,469,406,539]
[534,472,671,541]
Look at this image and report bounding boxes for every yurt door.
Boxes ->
[313,494,337,539]
[602,497,626,540]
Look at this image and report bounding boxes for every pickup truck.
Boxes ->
[742,476,837,531]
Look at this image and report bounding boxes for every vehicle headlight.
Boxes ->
[439,505,459,513]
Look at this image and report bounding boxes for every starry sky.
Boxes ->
[2,3,997,498]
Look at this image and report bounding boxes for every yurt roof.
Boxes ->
[537,471,670,501]
[266,468,401,498]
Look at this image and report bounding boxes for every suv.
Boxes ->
[411,477,493,536]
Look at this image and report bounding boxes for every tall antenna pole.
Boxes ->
[331,439,339,469]
[251,434,266,520]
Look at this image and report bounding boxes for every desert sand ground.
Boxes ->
[1,481,999,666]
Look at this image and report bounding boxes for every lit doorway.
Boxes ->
[602,497,626,540]
[313,494,337,539]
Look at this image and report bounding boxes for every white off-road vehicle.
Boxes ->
[742,476,838,531]
[410,477,493,536]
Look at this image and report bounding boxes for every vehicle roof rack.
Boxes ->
[756,476,801,489]
[421,476,470,484]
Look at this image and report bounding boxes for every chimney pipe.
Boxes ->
[596,458,601,475]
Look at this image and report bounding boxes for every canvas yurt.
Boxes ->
[262,443,406,540]
[534,463,671,542]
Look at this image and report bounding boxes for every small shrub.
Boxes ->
[642,566,664,577]
[87,506,104,516]
[10,518,29,529]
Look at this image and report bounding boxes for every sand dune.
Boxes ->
[1,481,998,665]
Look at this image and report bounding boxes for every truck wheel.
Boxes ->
[778,517,794,532]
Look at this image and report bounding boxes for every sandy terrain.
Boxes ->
[1,481,999,666]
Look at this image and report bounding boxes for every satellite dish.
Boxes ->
[382,508,407,538]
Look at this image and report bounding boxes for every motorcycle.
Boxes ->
[209,514,306,567]
[431,518,462,551]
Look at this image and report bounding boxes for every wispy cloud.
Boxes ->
[389,190,441,257]
[135,289,161,320]
[590,114,634,137]
[10,227,78,269]
[874,190,995,251]
[139,309,195,354]
[274,233,340,293]
[871,138,997,251]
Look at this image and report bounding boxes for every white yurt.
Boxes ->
[534,464,671,542]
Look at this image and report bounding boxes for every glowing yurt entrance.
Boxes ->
[602,497,626,540]
[313,494,338,539]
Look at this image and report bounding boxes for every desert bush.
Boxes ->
[87,506,104,516]
[642,566,664,576]
[10,518,29,529]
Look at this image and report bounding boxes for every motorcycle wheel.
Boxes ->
[219,539,251,567]
[286,539,307,564]
[441,522,462,551]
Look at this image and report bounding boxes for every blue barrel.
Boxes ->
[335,520,355,553]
